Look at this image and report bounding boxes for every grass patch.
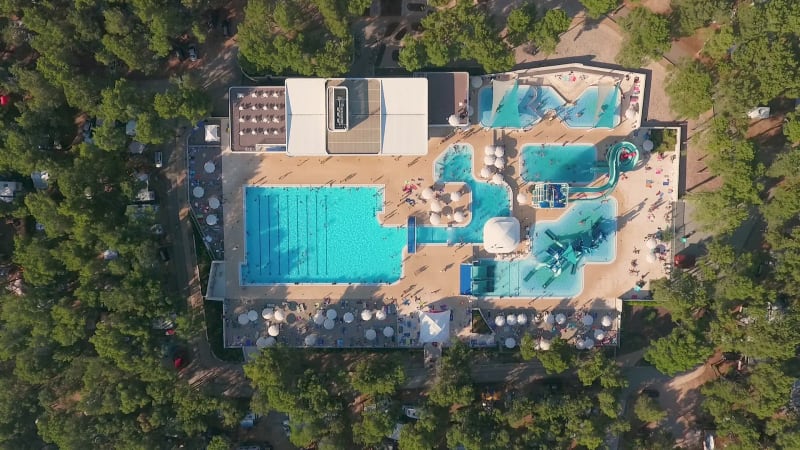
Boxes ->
[203,300,244,363]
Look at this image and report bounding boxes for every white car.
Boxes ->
[154,151,163,168]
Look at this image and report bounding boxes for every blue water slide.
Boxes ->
[570,142,639,199]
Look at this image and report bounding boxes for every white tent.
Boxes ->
[480,166,493,178]
[582,315,594,326]
[506,314,517,326]
[483,217,520,254]
[262,308,274,320]
[313,311,325,325]
[361,309,373,321]
[365,329,377,340]
[494,146,505,157]
[208,197,220,209]
[204,161,216,173]
[453,211,465,223]
[642,139,654,152]
[343,312,354,323]
[484,145,495,155]
[539,338,551,351]
[516,192,528,204]
[430,200,443,213]
[645,238,657,249]
[206,214,218,226]
[323,318,335,330]
[264,336,277,347]
[505,337,516,349]
[484,154,496,166]
[238,313,249,325]
[601,315,612,327]
[430,213,442,225]
[492,173,504,184]
[268,325,280,336]
[193,186,205,198]
[375,310,387,321]
[495,315,506,327]
[575,338,585,349]
[517,313,528,325]
[594,329,605,340]
[421,187,434,200]
[304,334,317,346]
[326,309,337,320]
[204,124,220,142]
[584,338,595,349]
[450,191,462,202]
[494,158,505,169]
[247,310,258,322]
[383,326,394,337]
[273,309,285,322]
[555,313,566,325]
[419,311,451,344]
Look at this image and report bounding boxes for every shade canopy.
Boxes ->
[494,315,506,327]
[517,313,528,325]
[594,329,605,340]
[375,310,387,321]
[419,311,451,344]
[506,314,517,326]
[516,192,528,204]
[421,187,434,200]
[505,337,516,348]
[453,211,465,223]
[494,146,505,157]
[262,308,274,320]
[601,315,612,327]
[494,158,505,169]
[326,309,337,320]
[430,200,443,213]
[273,309,285,322]
[643,140,654,151]
[205,124,220,142]
[480,166,493,178]
[383,326,394,337]
[582,315,594,326]
[247,310,258,321]
[484,154,496,165]
[450,190,462,202]
[365,329,377,340]
[343,312,354,323]
[483,217,520,254]
[492,173,504,184]
[313,311,325,325]
[304,334,317,346]
[209,197,220,209]
[484,145,495,155]
[361,309,373,321]
[430,213,442,225]
[206,214,218,226]
[555,313,566,325]
[238,313,249,325]
[539,338,552,351]
[193,186,205,198]
[645,238,657,249]
[323,318,335,330]
[268,324,280,336]
[204,161,216,173]
[584,338,595,349]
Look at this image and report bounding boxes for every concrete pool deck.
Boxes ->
[214,65,677,350]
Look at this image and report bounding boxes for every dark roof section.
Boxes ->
[229,87,286,151]
[414,72,469,126]
[325,79,382,154]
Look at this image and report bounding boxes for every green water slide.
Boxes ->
[570,141,638,200]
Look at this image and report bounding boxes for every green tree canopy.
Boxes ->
[633,395,667,423]
[644,326,714,375]
[616,8,671,68]
[428,341,474,407]
[349,357,406,398]
[579,0,620,20]
[665,61,714,119]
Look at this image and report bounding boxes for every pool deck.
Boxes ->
[217,64,676,350]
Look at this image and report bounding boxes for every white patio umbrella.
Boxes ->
[516,192,528,204]
[247,310,258,322]
[343,312,354,323]
[326,309,337,320]
[471,76,484,88]
[430,200,443,213]
[643,140,654,152]
[453,211,465,223]
[448,114,460,127]
[430,213,442,225]
[484,154,496,165]
[262,308,274,320]
[256,336,269,348]
[313,311,325,325]
[492,173,503,184]
[450,190,462,202]
[494,146,505,157]
[273,309,285,322]
[264,336,276,347]
[323,318,335,330]
[304,334,317,346]
[494,158,505,169]
[486,336,495,346]
[484,145,495,155]
[645,238,657,249]
[517,313,528,325]
[206,214,218,226]
[383,326,394,337]
[539,338,551,351]
[238,313,249,325]
[584,338,595,349]
[365,329,377,340]
[594,329,605,340]
[204,161,215,173]
[505,337,516,349]
[361,309,373,321]
[208,197,220,209]
[480,166,493,178]
[625,107,637,120]
[506,314,517,326]
[601,315,612,327]
[192,186,204,198]
[555,313,566,325]
[268,324,280,337]
[421,187,434,200]
[545,313,555,325]
[582,315,594,326]
[646,251,656,263]
[575,338,585,349]
[375,310,387,321]
[494,315,506,327]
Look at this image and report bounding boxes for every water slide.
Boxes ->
[570,141,639,200]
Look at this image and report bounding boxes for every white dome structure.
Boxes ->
[375,310,387,321]
[343,312,354,323]
[273,309,285,322]
[601,315,612,327]
[494,158,505,169]
[517,313,528,325]
[516,192,528,204]
[484,145,495,155]
[383,326,394,337]
[484,154,496,166]
[430,200,443,213]
[506,314,517,326]
[264,337,276,347]
[430,213,442,225]
[539,338,551,351]
[262,308,274,320]
[594,329,605,340]
[453,211,466,223]
[483,217,520,254]
[582,315,594,326]
[480,166,493,178]
[421,187,434,200]
[247,310,258,322]
[494,146,505,157]
[584,338,595,349]
[313,311,325,325]
[492,173,504,184]
[326,309,337,320]
[450,191,462,202]
[238,313,249,325]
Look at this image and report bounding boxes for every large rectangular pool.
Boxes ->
[520,143,599,184]
[240,186,406,284]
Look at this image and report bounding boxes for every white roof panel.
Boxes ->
[380,78,428,115]
[286,114,326,155]
[285,79,327,115]
[381,114,428,155]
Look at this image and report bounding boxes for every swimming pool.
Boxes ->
[471,199,617,298]
[520,144,599,184]
[240,186,406,284]
[478,85,538,128]
[416,145,511,244]
[562,85,621,129]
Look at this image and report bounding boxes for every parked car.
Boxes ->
[222,19,232,37]
[188,45,198,62]
[154,151,163,168]
[173,46,186,61]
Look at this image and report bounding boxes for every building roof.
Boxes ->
[0,181,22,203]
[229,86,287,151]
[418,310,451,344]
[414,72,469,126]
[483,217,520,254]
[285,79,327,155]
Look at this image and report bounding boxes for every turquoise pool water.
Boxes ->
[473,199,616,297]
[240,186,406,284]
[478,85,538,128]
[416,145,511,244]
[520,143,599,184]
[562,85,621,129]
